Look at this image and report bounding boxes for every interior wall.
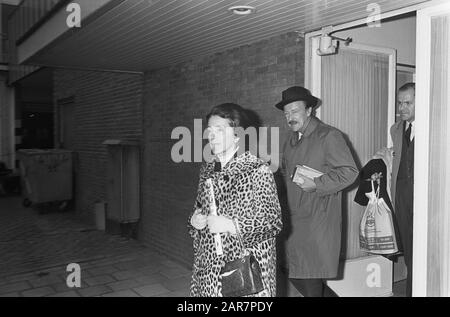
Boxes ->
[334,15,416,66]
[53,69,144,224]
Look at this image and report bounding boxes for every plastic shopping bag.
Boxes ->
[360,181,398,255]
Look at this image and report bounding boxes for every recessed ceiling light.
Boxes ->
[228,5,256,15]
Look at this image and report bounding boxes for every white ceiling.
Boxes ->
[27,0,429,72]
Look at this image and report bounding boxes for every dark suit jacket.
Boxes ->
[354,158,393,211]
[390,120,414,209]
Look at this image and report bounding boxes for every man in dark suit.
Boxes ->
[391,82,415,297]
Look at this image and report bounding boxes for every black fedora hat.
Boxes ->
[275,86,319,110]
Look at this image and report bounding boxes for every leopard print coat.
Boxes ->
[189,151,282,297]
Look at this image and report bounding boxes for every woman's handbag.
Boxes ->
[220,220,264,297]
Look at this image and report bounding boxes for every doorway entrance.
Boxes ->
[306,0,450,297]
[305,11,416,297]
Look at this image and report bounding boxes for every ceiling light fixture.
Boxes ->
[228,5,256,15]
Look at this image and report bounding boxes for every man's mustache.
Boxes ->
[289,120,298,125]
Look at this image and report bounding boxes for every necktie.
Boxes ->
[214,161,221,172]
[291,132,302,146]
[405,122,412,146]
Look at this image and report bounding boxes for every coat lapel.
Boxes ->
[391,120,404,208]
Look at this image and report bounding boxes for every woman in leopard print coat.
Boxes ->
[189,103,282,297]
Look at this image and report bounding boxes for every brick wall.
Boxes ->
[53,69,144,224]
[142,32,305,266]
[0,73,15,168]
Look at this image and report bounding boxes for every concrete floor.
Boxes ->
[0,195,405,297]
[0,196,190,297]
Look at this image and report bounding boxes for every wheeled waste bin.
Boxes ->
[17,149,73,209]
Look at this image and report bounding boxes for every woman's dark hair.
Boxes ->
[206,103,249,128]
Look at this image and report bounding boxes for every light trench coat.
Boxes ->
[281,116,358,278]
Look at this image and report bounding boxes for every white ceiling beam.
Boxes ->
[17,0,113,64]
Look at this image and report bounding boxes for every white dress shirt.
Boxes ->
[406,121,415,141]
[217,146,239,167]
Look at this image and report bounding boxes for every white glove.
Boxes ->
[207,215,236,234]
[191,209,207,230]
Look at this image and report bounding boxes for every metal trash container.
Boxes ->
[17,149,73,209]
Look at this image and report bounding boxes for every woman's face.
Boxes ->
[207,115,238,156]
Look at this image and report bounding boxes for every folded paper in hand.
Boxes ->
[292,165,324,183]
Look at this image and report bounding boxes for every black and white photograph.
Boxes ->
[0,0,449,302]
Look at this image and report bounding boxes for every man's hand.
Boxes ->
[294,176,317,193]
[207,215,236,234]
[191,209,207,230]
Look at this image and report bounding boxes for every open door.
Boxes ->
[307,37,397,296]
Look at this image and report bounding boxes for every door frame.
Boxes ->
[304,0,450,296]
[56,96,75,149]
[414,0,450,297]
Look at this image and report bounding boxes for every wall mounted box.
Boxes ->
[103,140,140,237]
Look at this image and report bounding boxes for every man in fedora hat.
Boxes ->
[277,86,358,297]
